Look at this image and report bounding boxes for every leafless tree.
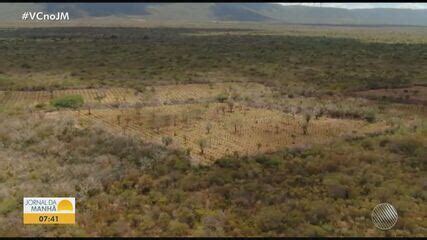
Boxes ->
[198,139,208,155]
[206,122,212,134]
[301,113,311,135]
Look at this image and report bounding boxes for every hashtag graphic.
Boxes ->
[22,12,29,21]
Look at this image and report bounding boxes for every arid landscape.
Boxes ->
[1,83,394,164]
[0,3,426,237]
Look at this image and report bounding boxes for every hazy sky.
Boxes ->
[279,3,427,9]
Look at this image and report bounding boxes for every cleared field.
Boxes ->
[355,86,427,104]
[67,102,390,164]
[1,82,395,164]
[151,82,271,103]
[0,82,271,108]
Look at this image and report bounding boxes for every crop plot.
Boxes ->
[0,82,272,108]
[68,102,390,164]
[151,82,272,103]
[3,82,392,165]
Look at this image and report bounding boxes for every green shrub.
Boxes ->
[216,93,229,103]
[162,136,173,147]
[364,111,376,123]
[51,95,84,109]
[34,102,47,109]
[169,220,190,235]
[255,155,280,167]
[328,184,349,199]
[388,138,423,156]
[215,157,240,169]
[0,199,17,215]
[255,207,286,232]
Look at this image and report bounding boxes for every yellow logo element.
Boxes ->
[58,199,73,211]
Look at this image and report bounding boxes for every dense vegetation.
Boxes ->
[0,27,425,93]
[0,115,425,237]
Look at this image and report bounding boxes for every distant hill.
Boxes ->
[1,3,426,26]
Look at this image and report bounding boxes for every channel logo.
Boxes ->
[23,197,75,224]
